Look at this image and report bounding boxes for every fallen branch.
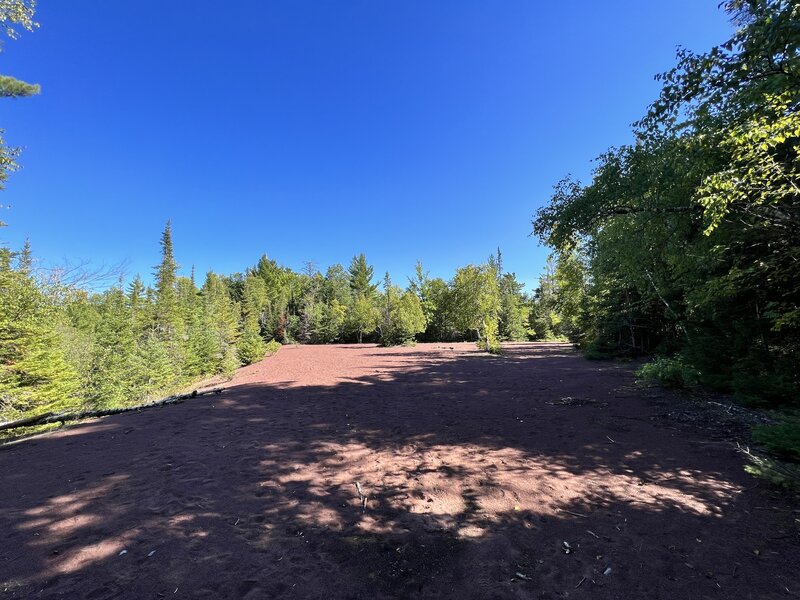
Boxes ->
[558,509,588,518]
[354,481,368,512]
[0,388,223,433]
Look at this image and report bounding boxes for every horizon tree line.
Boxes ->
[0,222,555,424]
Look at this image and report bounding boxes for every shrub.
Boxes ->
[637,356,699,388]
[264,339,281,356]
[752,419,800,464]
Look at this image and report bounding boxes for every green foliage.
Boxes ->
[752,418,800,464]
[264,339,282,356]
[743,455,800,489]
[532,1,800,407]
[0,0,37,41]
[0,253,80,419]
[153,221,183,337]
[0,0,38,208]
[637,356,700,389]
[0,74,39,98]
[498,272,530,341]
[347,295,380,344]
[451,263,501,352]
[0,226,535,425]
[238,275,267,365]
[380,274,426,346]
[348,253,377,299]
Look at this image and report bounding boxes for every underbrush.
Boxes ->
[741,443,800,490]
[751,417,800,464]
[636,356,699,388]
[264,340,282,356]
[637,355,800,489]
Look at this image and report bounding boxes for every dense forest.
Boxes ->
[534,1,799,408]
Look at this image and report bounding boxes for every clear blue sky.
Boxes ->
[1,1,732,291]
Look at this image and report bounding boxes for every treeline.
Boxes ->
[532,0,799,408]
[0,223,551,424]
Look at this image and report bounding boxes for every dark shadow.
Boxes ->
[0,342,797,599]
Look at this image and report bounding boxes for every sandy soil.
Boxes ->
[1,342,798,599]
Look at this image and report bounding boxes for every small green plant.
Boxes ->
[637,356,699,388]
[584,342,614,360]
[741,445,800,490]
[752,419,800,463]
[264,340,282,356]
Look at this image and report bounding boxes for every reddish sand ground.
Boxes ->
[1,342,798,599]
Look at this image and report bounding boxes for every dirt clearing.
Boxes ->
[1,342,798,599]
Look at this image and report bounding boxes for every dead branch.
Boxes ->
[0,388,223,433]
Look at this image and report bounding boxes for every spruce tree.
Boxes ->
[153,220,182,336]
[0,256,79,419]
[348,253,377,298]
[238,275,267,364]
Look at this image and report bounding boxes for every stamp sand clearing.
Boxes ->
[1,342,798,599]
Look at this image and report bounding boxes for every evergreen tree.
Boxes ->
[153,220,182,336]
[238,275,267,364]
[498,272,530,341]
[201,272,240,375]
[348,253,377,298]
[0,0,40,203]
[83,286,141,408]
[16,237,32,274]
[0,254,79,419]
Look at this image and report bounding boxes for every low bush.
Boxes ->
[752,418,800,464]
[637,356,699,388]
[264,340,282,356]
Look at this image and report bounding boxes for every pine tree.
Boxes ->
[16,238,32,274]
[201,272,240,375]
[348,253,377,298]
[238,275,266,364]
[84,286,141,408]
[153,220,182,336]
[0,257,79,419]
[0,1,40,201]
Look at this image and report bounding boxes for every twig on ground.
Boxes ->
[355,481,367,511]
[559,509,588,518]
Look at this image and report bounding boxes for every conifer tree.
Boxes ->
[153,220,182,336]
[0,0,40,202]
[0,253,79,419]
[238,275,267,364]
[348,253,377,298]
[16,237,31,274]
[201,272,240,375]
[84,286,140,408]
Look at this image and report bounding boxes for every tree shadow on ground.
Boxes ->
[0,343,798,599]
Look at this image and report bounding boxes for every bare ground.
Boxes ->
[1,342,798,599]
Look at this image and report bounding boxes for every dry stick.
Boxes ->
[355,481,367,512]
[0,388,224,433]
[559,509,588,518]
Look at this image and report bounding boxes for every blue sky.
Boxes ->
[1,1,732,291]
